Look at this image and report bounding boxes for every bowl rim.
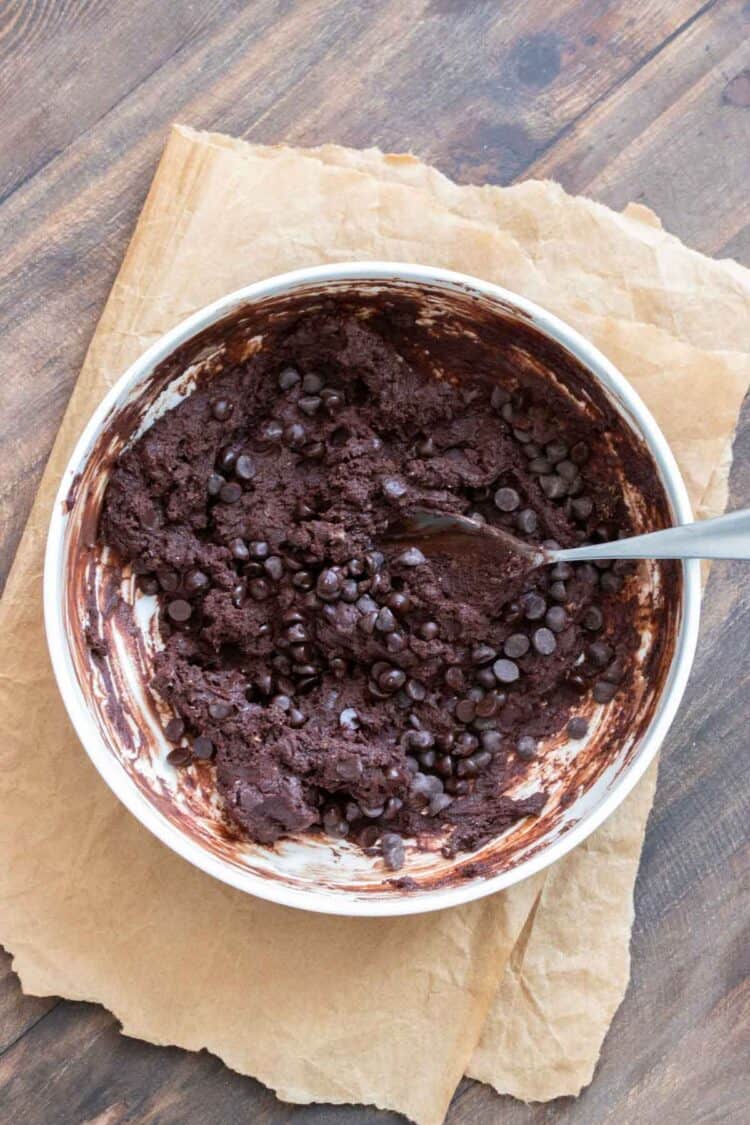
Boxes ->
[44,261,702,917]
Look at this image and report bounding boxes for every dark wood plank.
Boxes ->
[0,948,58,1056]
[1,1,748,1123]
[525,0,750,258]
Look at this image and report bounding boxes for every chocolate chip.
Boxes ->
[339,707,360,731]
[219,481,243,504]
[540,474,567,500]
[302,372,323,393]
[264,556,284,581]
[475,667,496,690]
[550,562,573,580]
[419,621,439,640]
[516,508,538,534]
[444,666,465,691]
[528,458,553,474]
[366,550,385,574]
[167,746,192,767]
[329,657,347,678]
[428,792,453,817]
[288,708,306,728]
[337,578,357,603]
[494,486,520,512]
[292,571,314,591]
[218,446,238,472]
[397,547,426,567]
[255,673,274,696]
[454,732,479,757]
[298,396,322,417]
[556,459,579,482]
[212,398,233,421]
[249,540,270,559]
[387,591,411,615]
[382,477,408,500]
[571,497,594,521]
[492,658,520,684]
[386,631,406,653]
[234,454,256,482]
[545,605,568,633]
[192,736,215,760]
[359,611,378,635]
[322,391,344,415]
[249,578,271,601]
[532,627,557,655]
[549,581,567,602]
[231,582,246,607]
[481,730,503,754]
[184,569,209,593]
[582,605,603,631]
[284,422,307,449]
[567,716,589,739]
[278,366,301,390]
[434,754,454,778]
[516,735,538,760]
[164,717,185,742]
[316,568,342,600]
[231,538,250,561]
[207,472,225,496]
[504,633,530,658]
[513,427,533,444]
[589,641,613,667]
[456,757,479,778]
[375,606,397,632]
[604,658,625,684]
[455,699,477,723]
[383,796,403,820]
[405,679,426,703]
[379,667,406,693]
[520,591,546,620]
[417,436,436,457]
[167,599,192,623]
[475,692,501,718]
[593,680,617,703]
[545,440,568,461]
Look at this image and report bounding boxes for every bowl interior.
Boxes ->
[47,269,694,915]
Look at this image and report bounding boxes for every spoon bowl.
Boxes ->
[387,507,750,567]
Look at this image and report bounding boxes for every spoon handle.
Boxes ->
[553,509,750,563]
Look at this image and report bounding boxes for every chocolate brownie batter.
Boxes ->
[101,303,643,869]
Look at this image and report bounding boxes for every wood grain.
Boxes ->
[0,1,748,1122]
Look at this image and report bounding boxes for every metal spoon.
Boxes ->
[385,508,750,566]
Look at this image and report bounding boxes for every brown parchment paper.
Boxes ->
[0,125,748,1123]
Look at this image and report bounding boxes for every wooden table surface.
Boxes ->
[1,1,749,1122]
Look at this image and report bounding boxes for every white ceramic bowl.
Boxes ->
[45,263,701,916]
